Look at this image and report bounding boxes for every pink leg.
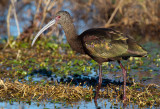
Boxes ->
[98,64,102,85]
[118,61,127,101]
[94,64,102,103]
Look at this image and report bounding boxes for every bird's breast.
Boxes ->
[68,38,85,54]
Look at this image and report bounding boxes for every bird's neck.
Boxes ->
[61,22,85,54]
[62,22,77,41]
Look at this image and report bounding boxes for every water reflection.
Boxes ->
[1,98,158,109]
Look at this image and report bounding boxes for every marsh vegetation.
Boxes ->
[0,0,160,108]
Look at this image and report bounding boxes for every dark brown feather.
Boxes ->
[79,28,147,64]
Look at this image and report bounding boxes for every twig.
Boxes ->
[33,0,42,21]
[3,4,12,49]
[0,79,8,91]
[16,49,21,60]
[47,0,57,11]
[105,0,124,27]
[7,5,12,39]
[11,0,20,38]
[39,0,51,29]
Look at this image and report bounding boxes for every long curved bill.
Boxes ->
[31,19,56,46]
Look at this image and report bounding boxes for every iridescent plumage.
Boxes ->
[80,28,147,64]
[32,11,148,102]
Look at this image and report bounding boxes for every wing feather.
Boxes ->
[83,29,129,59]
[81,28,147,59]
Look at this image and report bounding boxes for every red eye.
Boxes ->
[55,16,61,21]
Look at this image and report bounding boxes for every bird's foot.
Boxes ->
[123,95,127,102]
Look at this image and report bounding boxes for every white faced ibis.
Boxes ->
[32,11,147,101]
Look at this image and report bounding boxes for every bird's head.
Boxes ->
[31,11,72,46]
[55,11,72,25]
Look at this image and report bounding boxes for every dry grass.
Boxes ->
[0,79,93,102]
[127,83,160,107]
[0,79,159,107]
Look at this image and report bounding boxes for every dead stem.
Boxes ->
[0,79,159,107]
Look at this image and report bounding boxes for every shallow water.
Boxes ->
[1,99,158,109]
[0,42,160,108]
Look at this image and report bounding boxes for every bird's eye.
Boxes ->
[55,16,61,21]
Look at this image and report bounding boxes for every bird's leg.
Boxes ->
[118,61,127,101]
[98,64,102,85]
[94,64,102,105]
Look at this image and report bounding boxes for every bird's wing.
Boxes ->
[81,28,147,59]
